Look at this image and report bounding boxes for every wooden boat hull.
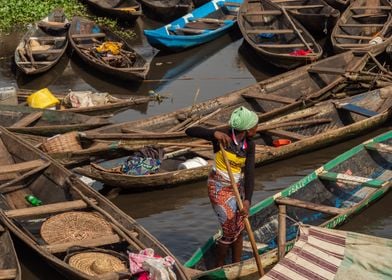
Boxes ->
[139,0,193,21]
[14,12,69,75]
[0,104,110,136]
[186,130,392,279]
[331,0,392,54]
[238,0,323,69]
[0,224,22,280]
[0,127,189,280]
[271,0,340,36]
[144,0,242,51]
[81,51,383,142]
[82,0,142,22]
[75,86,391,190]
[323,0,349,11]
[68,17,150,80]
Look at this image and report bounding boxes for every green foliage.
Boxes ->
[0,0,135,38]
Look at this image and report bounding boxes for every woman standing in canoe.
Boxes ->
[185,106,258,267]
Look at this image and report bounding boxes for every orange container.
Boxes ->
[273,139,292,147]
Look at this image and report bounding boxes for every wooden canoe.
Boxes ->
[331,0,392,54]
[16,88,162,116]
[138,0,193,22]
[0,224,21,280]
[73,86,392,191]
[144,0,242,51]
[185,130,392,279]
[80,51,389,143]
[14,10,69,75]
[0,127,190,280]
[270,0,340,36]
[237,0,323,69]
[68,16,150,80]
[323,0,349,11]
[0,105,110,136]
[82,0,142,22]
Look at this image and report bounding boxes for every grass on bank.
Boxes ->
[0,0,135,38]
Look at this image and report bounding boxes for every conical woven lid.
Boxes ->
[40,211,114,244]
[68,252,127,276]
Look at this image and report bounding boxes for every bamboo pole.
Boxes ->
[278,204,286,261]
[219,143,264,277]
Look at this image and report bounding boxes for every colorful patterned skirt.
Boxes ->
[207,170,245,245]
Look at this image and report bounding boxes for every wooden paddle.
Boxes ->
[219,143,264,277]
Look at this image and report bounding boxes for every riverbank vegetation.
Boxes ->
[0,0,135,38]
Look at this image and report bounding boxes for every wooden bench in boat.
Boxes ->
[247,29,301,34]
[173,27,207,34]
[264,129,306,141]
[71,33,106,39]
[0,269,17,280]
[318,171,388,188]
[242,92,296,104]
[352,13,387,19]
[31,49,63,55]
[339,23,384,27]
[335,43,372,48]
[223,2,241,7]
[364,142,392,153]
[5,199,97,219]
[275,197,345,215]
[335,103,378,117]
[9,112,43,128]
[257,43,314,48]
[244,10,282,16]
[307,66,346,75]
[283,4,324,9]
[17,61,53,65]
[350,6,392,10]
[0,160,46,175]
[190,18,226,24]
[334,34,373,40]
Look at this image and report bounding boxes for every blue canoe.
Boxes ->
[144,0,243,51]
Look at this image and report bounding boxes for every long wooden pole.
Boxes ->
[277,204,287,261]
[219,144,265,277]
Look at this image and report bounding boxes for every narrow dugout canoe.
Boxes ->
[0,105,110,136]
[138,0,193,22]
[73,86,392,191]
[68,16,150,80]
[15,10,69,75]
[80,51,388,143]
[16,89,162,116]
[185,130,392,279]
[0,223,21,280]
[331,0,392,54]
[144,0,242,51]
[237,0,323,69]
[0,127,189,280]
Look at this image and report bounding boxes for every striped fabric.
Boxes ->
[261,226,392,280]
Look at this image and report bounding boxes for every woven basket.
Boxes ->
[40,211,114,245]
[41,131,82,153]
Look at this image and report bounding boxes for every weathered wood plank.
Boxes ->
[275,197,344,215]
[43,234,122,254]
[242,92,296,104]
[0,269,17,280]
[71,33,106,39]
[364,142,392,153]
[5,199,97,218]
[246,29,297,34]
[0,159,46,175]
[257,43,314,48]
[307,66,346,75]
[318,171,387,188]
[10,112,43,128]
[265,129,306,140]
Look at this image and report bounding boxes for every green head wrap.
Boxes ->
[229,106,258,131]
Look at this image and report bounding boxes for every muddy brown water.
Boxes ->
[0,16,391,279]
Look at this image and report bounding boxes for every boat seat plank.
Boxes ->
[352,13,387,19]
[265,129,306,140]
[71,33,106,39]
[336,103,378,117]
[5,199,97,219]
[283,4,324,9]
[191,18,226,24]
[173,27,207,34]
[31,49,63,54]
[242,92,295,104]
[0,159,46,175]
[0,269,17,279]
[223,2,241,6]
[43,234,122,254]
[244,10,282,15]
[275,197,345,215]
[318,171,387,188]
[247,29,298,34]
[350,6,391,10]
[334,34,373,40]
[29,36,66,41]
[307,66,345,75]
[257,43,313,48]
[335,43,372,47]
[17,61,53,65]
[339,23,384,27]
[364,142,392,153]
[10,112,43,128]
